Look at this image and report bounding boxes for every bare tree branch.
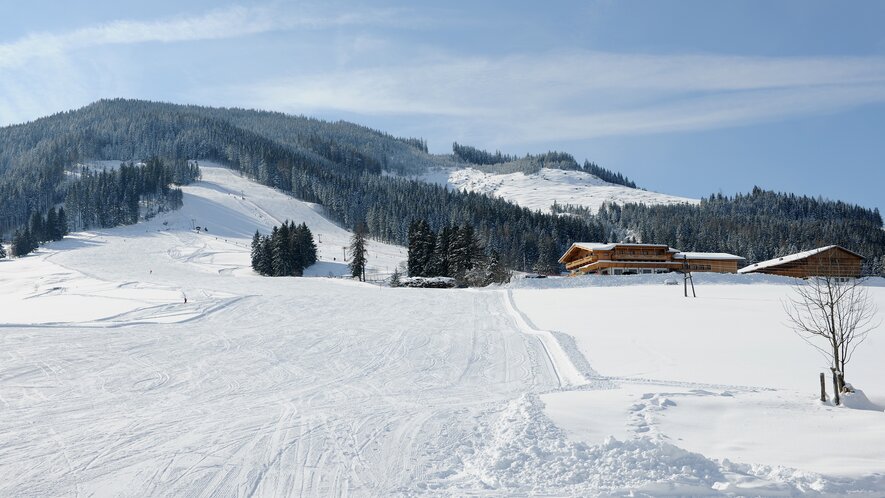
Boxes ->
[783,273,880,396]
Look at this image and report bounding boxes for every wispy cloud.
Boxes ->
[229,51,885,144]
[0,3,416,125]
[5,5,885,146]
[0,4,406,69]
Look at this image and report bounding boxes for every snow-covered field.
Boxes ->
[513,276,885,493]
[420,167,698,213]
[1,163,884,496]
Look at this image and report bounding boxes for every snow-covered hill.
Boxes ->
[421,167,698,213]
[1,163,884,496]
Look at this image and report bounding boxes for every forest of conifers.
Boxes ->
[0,99,882,274]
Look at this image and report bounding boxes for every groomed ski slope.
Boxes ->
[1,164,884,496]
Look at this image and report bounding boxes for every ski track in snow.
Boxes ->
[0,165,567,496]
[2,164,884,496]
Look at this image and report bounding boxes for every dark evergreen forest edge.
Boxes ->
[5,157,200,257]
[0,99,882,275]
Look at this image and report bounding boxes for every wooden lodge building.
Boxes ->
[558,242,745,275]
[737,245,864,279]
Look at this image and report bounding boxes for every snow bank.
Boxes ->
[400,276,456,288]
[840,388,884,412]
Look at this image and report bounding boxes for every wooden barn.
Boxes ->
[737,245,864,278]
[558,242,745,275]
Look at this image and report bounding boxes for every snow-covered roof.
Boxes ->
[737,245,864,274]
[570,242,678,252]
[673,252,745,261]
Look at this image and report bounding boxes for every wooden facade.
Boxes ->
[737,245,864,278]
[673,253,743,273]
[559,243,745,276]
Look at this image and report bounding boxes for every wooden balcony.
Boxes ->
[565,254,596,270]
[611,252,671,261]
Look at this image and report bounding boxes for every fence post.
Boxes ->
[819,372,826,402]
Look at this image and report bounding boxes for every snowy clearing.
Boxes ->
[420,167,698,213]
[513,276,885,490]
[1,163,884,496]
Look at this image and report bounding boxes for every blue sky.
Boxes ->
[2,1,884,211]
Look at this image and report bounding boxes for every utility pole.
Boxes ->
[682,256,696,298]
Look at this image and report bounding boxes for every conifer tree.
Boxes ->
[450,224,480,278]
[0,238,6,259]
[407,219,435,277]
[56,207,69,239]
[271,224,294,276]
[350,223,368,282]
[431,225,453,277]
[251,230,262,273]
[533,236,560,275]
[30,212,45,244]
[11,228,36,257]
[251,220,319,277]
[296,222,317,269]
[45,208,58,241]
[259,236,274,276]
[487,251,510,284]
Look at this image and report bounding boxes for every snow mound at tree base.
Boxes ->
[840,388,885,412]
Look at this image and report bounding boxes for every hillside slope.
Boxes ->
[2,168,885,495]
[0,100,603,268]
[423,166,697,214]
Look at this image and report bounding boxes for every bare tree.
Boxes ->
[784,275,879,404]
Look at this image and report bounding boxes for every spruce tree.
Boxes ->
[46,208,58,241]
[450,224,480,278]
[29,212,45,244]
[407,219,435,277]
[271,224,293,276]
[0,239,6,259]
[251,230,262,273]
[350,223,368,281]
[259,236,273,275]
[299,223,318,267]
[54,206,68,240]
[431,225,453,277]
[11,229,36,257]
[487,251,510,284]
[533,236,560,275]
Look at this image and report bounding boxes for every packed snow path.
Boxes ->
[0,165,565,496]
[0,283,564,496]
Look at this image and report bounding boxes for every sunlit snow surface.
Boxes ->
[1,164,884,496]
[422,166,698,213]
